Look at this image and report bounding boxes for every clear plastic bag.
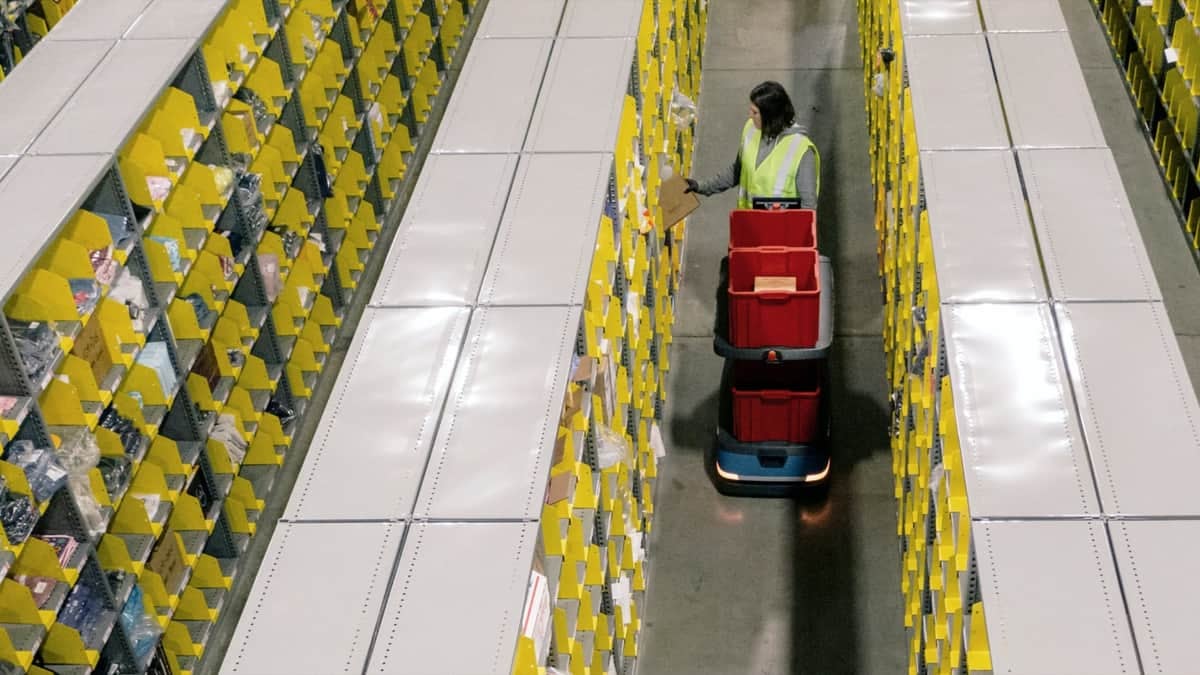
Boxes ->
[670,91,698,126]
[596,423,633,470]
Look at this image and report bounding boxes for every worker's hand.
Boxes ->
[683,178,699,194]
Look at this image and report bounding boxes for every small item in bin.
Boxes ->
[754,276,797,292]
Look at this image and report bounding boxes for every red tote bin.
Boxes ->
[729,209,817,250]
[727,247,821,348]
[731,361,822,444]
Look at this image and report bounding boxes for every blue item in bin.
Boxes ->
[4,440,68,502]
[59,581,108,645]
[137,342,177,396]
[148,236,184,273]
[96,211,137,250]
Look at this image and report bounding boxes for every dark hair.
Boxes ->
[750,81,796,139]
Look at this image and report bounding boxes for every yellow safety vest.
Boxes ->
[737,119,820,209]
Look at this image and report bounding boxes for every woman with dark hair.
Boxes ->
[685,81,820,209]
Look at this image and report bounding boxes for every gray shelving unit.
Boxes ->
[1055,301,1200,517]
[431,38,553,154]
[987,32,1106,149]
[920,150,1046,303]
[221,522,405,675]
[977,0,1068,32]
[370,154,519,306]
[1020,148,1160,301]
[942,303,1098,518]
[1108,520,1200,674]
[904,35,1008,150]
[0,0,477,671]
[366,522,537,674]
[415,305,579,521]
[282,307,469,522]
[477,153,611,306]
[474,0,566,38]
[0,154,117,299]
[0,39,114,155]
[225,0,680,671]
[524,37,636,153]
[972,521,1140,674]
[889,0,1200,669]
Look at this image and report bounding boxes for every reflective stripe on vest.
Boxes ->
[736,119,819,209]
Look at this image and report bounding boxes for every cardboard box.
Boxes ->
[754,276,797,292]
[660,174,701,227]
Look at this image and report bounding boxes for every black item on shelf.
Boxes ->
[236,170,269,234]
[146,644,171,675]
[226,347,246,369]
[0,490,37,545]
[268,225,303,259]
[221,229,246,258]
[10,319,61,384]
[38,534,79,568]
[311,142,335,198]
[4,440,69,503]
[184,292,215,326]
[98,456,133,498]
[99,406,145,458]
[266,398,296,427]
[189,476,214,515]
[106,568,129,597]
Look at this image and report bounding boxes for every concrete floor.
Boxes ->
[640,0,1200,674]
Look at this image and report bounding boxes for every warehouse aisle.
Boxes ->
[639,1,905,674]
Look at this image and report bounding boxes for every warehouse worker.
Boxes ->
[685,81,819,209]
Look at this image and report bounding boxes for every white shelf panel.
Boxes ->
[478,153,610,306]
[560,0,643,37]
[0,154,114,301]
[0,39,114,155]
[43,0,155,41]
[943,304,1098,517]
[989,32,1106,148]
[1110,520,1200,675]
[921,150,1046,303]
[1055,302,1200,516]
[905,35,1008,150]
[899,0,981,35]
[366,522,536,674]
[123,0,231,40]
[979,0,1067,31]
[432,39,553,154]
[371,154,519,306]
[30,38,196,156]
[525,37,636,153]
[282,308,470,521]
[415,306,578,521]
[0,156,15,181]
[221,522,403,675]
[476,0,566,38]
[973,520,1139,674]
[1020,148,1160,302]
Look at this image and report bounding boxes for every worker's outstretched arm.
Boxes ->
[796,151,818,209]
[688,155,740,196]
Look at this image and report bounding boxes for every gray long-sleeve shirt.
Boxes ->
[695,124,818,208]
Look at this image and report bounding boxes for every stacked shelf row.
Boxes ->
[1096,0,1200,248]
[219,0,706,673]
[861,0,1200,673]
[0,0,468,673]
[0,0,81,78]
